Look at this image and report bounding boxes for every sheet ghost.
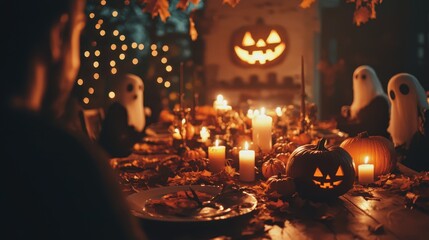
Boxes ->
[99,74,146,157]
[336,65,390,138]
[116,74,145,132]
[388,73,428,147]
[387,73,429,171]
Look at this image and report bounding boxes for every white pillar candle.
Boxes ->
[358,156,374,184]
[200,126,210,142]
[252,108,272,152]
[239,142,255,182]
[208,139,225,173]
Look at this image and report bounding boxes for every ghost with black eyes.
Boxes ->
[116,74,145,132]
[99,73,146,157]
[336,65,390,138]
[387,73,429,171]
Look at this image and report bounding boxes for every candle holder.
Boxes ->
[171,106,191,147]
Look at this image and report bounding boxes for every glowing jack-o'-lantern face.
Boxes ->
[312,166,344,189]
[231,19,288,67]
[286,138,355,201]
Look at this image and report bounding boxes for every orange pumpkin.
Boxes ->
[182,148,205,161]
[340,131,396,177]
[266,173,296,197]
[261,158,286,179]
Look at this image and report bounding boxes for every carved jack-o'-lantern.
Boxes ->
[231,19,288,67]
[286,138,355,201]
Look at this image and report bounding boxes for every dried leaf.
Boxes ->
[222,0,240,8]
[176,0,200,10]
[299,0,316,9]
[189,17,198,41]
[266,199,284,209]
[266,225,284,240]
[143,0,171,22]
[200,169,212,177]
[368,224,384,234]
[349,0,383,26]
[353,6,371,26]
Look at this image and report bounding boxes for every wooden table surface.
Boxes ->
[113,133,429,240]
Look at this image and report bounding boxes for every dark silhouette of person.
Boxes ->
[1,1,147,239]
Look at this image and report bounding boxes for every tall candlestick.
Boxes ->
[208,139,225,173]
[300,56,308,133]
[301,55,306,119]
[179,62,184,109]
[252,108,272,152]
[192,68,197,121]
[239,142,255,182]
[358,156,374,184]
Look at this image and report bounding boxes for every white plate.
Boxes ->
[127,185,257,222]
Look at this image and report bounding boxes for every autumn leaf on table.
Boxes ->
[223,0,240,8]
[143,0,170,22]
[189,17,198,41]
[176,0,200,10]
[353,6,371,26]
[349,0,383,26]
[299,0,316,9]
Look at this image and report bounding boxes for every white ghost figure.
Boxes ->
[115,73,145,132]
[350,65,388,119]
[387,73,429,148]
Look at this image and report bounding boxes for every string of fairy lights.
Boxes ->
[75,0,200,108]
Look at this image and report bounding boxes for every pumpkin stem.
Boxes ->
[357,131,369,138]
[314,138,328,151]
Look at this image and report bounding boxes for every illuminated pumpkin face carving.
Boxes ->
[231,19,288,67]
[312,166,344,189]
[286,138,355,201]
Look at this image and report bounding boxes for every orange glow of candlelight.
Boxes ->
[244,141,249,150]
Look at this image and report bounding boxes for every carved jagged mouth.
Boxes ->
[312,180,343,189]
[234,43,286,64]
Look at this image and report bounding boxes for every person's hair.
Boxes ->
[2,0,76,105]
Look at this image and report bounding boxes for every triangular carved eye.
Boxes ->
[266,30,281,44]
[336,166,344,176]
[242,32,255,46]
[314,167,323,177]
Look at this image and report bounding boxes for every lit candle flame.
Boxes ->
[275,107,282,117]
[261,107,266,115]
[215,139,219,147]
[216,94,224,102]
[247,109,254,118]
[181,118,186,124]
[244,141,249,150]
[364,156,369,164]
[253,109,260,117]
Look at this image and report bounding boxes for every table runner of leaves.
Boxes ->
[110,143,429,239]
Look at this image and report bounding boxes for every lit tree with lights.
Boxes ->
[75,0,204,124]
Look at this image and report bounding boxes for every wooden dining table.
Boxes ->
[110,127,429,240]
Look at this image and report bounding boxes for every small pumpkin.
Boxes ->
[276,152,290,166]
[266,173,296,197]
[286,138,355,201]
[340,131,396,177]
[273,141,298,154]
[182,148,206,161]
[262,158,286,179]
[290,132,312,145]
